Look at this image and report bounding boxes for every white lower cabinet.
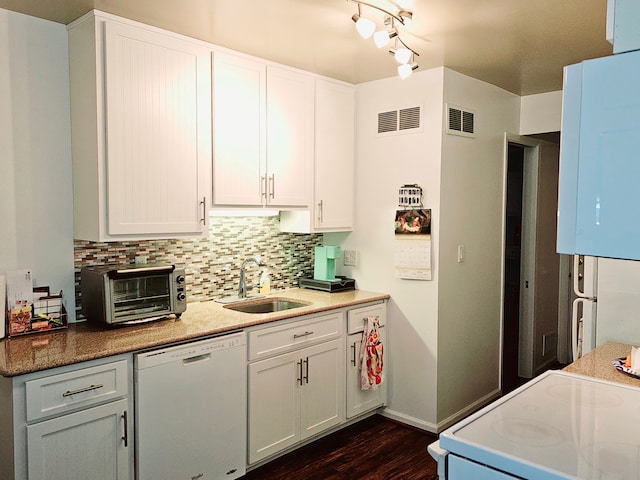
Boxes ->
[0,355,133,480]
[346,302,388,418]
[247,301,388,466]
[247,313,346,464]
[27,398,130,480]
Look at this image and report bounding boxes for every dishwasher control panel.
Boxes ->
[136,331,246,369]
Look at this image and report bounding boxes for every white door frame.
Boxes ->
[501,133,542,381]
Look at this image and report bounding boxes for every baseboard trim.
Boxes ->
[382,387,502,434]
[380,408,438,434]
[435,387,502,432]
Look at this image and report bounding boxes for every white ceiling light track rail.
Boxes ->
[347,0,419,79]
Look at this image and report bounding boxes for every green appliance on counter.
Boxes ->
[313,246,341,281]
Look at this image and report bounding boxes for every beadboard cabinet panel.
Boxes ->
[69,12,211,241]
[212,52,266,205]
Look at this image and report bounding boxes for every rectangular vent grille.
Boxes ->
[399,106,421,130]
[377,105,422,136]
[378,110,398,134]
[446,104,475,138]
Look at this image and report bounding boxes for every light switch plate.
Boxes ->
[343,249,357,266]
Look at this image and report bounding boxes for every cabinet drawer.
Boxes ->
[25,360,128,422]
[249,312,344,360]
[347,302,386,334]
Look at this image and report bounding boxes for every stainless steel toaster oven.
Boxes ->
[80,264,187,325]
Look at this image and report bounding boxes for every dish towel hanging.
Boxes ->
[359,316,384,390]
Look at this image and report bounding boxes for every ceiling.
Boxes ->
[0,0,613,96]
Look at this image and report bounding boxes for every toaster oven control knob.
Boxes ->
[177,292,186,301]
[176,274,186,284]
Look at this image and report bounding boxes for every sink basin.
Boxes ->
[224,298,310,314]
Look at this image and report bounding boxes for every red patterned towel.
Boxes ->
[360,316,384,390]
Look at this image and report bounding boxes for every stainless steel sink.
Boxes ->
[224,298,310,314]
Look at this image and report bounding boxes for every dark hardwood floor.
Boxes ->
[241,414,439,480]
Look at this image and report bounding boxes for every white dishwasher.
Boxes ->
[135,331,247,480]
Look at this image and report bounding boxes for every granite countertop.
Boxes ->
[0,288,389,378]
[563,341,640,388]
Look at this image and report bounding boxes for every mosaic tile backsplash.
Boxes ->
[73,215,322,321]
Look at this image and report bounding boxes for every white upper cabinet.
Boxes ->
[558,50,640,260]
[68,11,212,241]
[266,66,314,206]
[213,52,313,207]
[212,53,266,205]
[280,78,355,233]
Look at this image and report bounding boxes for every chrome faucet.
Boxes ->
[238,256,263,298]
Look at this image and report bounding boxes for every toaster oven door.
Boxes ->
[110,273,173,322]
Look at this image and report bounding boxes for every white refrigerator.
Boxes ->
[571,255,640,361]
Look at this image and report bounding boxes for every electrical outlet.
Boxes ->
[343,249,357,266]
[135,255,148,265]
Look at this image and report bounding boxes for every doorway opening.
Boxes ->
[502,144,525,393]
[502,136,563,395]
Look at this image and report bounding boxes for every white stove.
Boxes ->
[430,370,640,479]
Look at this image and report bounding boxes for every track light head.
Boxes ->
[374,27,397,48]
[352,13,376,39]
[389,46,412,64]
[398,61,419,79]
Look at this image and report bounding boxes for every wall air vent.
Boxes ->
[377,105,422,136]
[378,110,398,134]
[446,104,475,138]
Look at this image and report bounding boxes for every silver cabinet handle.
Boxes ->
[351,342,357,366]
[293,331,314,339]
[269,174,275,199]
[122,410,128,447]
[317,200,324,224]
[199,197,206,225]
[303,357,309,384]
[260,175,267,201]
[297,359,303,385]
[62,383,104,397]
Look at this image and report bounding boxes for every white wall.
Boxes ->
[332,67,520,431]
[597,258,640,346]
[0,9,75,322]
[520,91,562,134]
[330,68,445,430]
[437,69,520,425]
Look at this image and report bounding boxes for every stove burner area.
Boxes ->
[581,441,640,478]
[491,418,564,447]
[546,382,624,408]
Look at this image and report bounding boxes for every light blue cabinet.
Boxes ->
[558,49,640,260]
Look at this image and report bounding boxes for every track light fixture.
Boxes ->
[347,0,419,78]
[352,4,376,39]
[374,24,397,48]
[398,55,419,79]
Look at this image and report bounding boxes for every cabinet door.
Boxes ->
[248,351,301,464]
[27,398,131,480]
[314,79,354,230]
[559,50,640,260]
[346,331,386,418]
[104,22,211,236]
[213,52,266,205]
[266,66,313,207]
[300,339,345,440]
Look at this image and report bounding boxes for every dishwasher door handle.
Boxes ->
[182,353,211,366]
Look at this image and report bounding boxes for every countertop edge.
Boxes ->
[1,289,390,377]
